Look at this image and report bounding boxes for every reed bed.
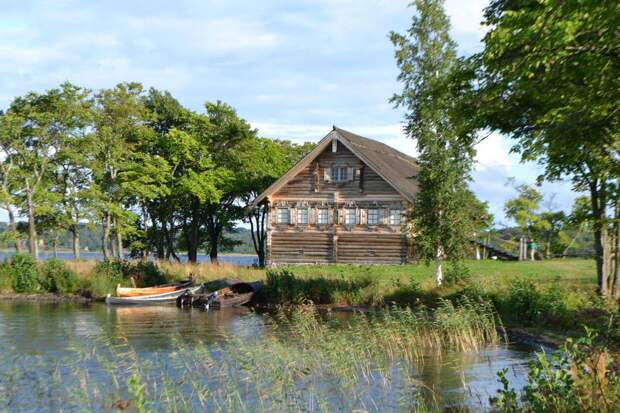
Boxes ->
[0,301,501,412]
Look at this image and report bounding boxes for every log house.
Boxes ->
[254,127,419,265]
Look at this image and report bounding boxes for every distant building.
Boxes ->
[255,127,419,265]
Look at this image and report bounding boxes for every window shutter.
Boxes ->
[356,208,361,225]
[347,167,354,182]
[328,207,334,225]
[309,208,316,225]
[338,208,344,225]
[290,208,297,225]
[324,167,331,183]
[360,209,367,225]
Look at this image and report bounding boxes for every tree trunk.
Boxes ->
[115,218,124,260]
[7,205,21,253]
[590,180,609,295]
[475,245,480,260]
[53,234,58,258]
[209,241,218,264]
[613,200,620,299]
[102,211,111,260]
[249,205,267,268]
[72,225,80,260]
[110,230,117,258]
[435,246,443,287]
[26,190,38,259]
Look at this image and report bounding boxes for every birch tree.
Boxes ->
[391,0,476,286]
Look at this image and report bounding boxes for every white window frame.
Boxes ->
[276,208,290,225]
[367,209,379,225]
[297,208,308,225]
[330,166,349,182]
[389,209,401,225]
[317,208,328,225]
[344,208,357,225]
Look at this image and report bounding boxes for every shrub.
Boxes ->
[443,261,471,287]
[0,262,12,292]
[495,330,620,412]
[130,261,167,287]
[9,254,39,293]
[38,259,78,294]
[93,259,125,279]
[264,269,377,305]
[497,279,568,326]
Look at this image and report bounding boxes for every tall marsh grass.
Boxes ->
[0,301,502,412]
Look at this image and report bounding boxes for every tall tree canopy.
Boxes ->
[0,82,313,265]
[391,0,477,286]
[469,0,620,295]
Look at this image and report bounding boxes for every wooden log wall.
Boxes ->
[265,141,415,266]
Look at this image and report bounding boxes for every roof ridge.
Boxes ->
[334,127,418,166]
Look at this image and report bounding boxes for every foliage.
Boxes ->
[265,268,377,305]
[468,0,620,295]
[443,261,471,287]
[391,0,477,286]
[38,259,78,294]
[496,331,620,413]
[8,254,40,293]
[0,82,313,265]
[504,184,548,237]
[497,279,568,326]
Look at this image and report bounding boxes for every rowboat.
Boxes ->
[106,285,203,305]
[116,280,193,298]
[177,280,262,310]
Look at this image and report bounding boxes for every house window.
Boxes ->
[367,209,379,225]
[344,208,357,225]
[277,208,289,224]
[330,166,349,182]
[298,208,308,225]
[317,208,328,225]
[389,209,401,225]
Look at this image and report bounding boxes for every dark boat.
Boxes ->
[177,279,262,310]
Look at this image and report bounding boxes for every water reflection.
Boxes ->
[0,302,533,411]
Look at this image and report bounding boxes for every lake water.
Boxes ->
[0,251,257,266]
[0,302,536,412]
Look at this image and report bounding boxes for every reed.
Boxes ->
[0,301,500,412]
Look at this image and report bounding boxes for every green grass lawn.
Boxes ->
[284,258,597,298]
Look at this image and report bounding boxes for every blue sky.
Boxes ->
[0,0,579,226]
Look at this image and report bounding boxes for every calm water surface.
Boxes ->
[0,251,257,265]
[0,302,535,412]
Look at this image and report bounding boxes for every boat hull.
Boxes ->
[106,286,203,305]
[116,281,193,298]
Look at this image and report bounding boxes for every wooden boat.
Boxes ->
[177,280,262,310]
[106,285,203,305]
[116,280,193,298]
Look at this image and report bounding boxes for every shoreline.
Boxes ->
[0,293,93,303]
[0,292,563,349]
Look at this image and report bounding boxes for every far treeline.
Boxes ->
[0,83,314,266]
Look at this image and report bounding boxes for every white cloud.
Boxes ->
[474,132,518,171]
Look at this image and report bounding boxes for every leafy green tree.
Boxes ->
[391,0,476,286]
[91,82,155,260]
[3,83,91,258]
[0,111,24,253]
[504,184,548,238]
[199,101,256,264]
[241,138,315,267]
[471,0,620,294]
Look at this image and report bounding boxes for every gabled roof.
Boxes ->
[254,126,420,205]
